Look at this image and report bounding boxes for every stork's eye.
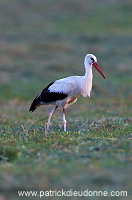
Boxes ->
[90,58,94,62]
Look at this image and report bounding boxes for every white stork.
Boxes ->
[29,54,106,132]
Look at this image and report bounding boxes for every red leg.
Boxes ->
[46,106,58,132]
[62,108,67,131]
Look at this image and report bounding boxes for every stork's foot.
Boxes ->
[62,117,67,132]
[46,123,52,133]
[62,108,67,132]
[45,127,49,134]
[63,121,67,132]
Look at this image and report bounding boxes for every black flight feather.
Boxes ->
[29,82,67,112]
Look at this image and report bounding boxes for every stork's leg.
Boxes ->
[62,108,67,132]
[46,106,58,132]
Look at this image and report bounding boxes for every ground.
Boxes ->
[0,0,132,199]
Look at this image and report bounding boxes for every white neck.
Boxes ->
[81,62,93,97]
[84,62,92,77]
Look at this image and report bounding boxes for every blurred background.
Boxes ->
[0,0,132,199]
[0,0,131,103]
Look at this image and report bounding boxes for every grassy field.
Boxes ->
[0,0,132,199]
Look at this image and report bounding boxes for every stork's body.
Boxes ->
[29,54,105,132]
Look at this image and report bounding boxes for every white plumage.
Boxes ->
[29,54,106,132]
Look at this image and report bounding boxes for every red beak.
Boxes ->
[93,62,106,79]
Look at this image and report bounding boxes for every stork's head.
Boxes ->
[84,54,106,79]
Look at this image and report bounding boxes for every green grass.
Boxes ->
[0,0,132,199]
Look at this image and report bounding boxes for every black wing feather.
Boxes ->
[29,82,67,112]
